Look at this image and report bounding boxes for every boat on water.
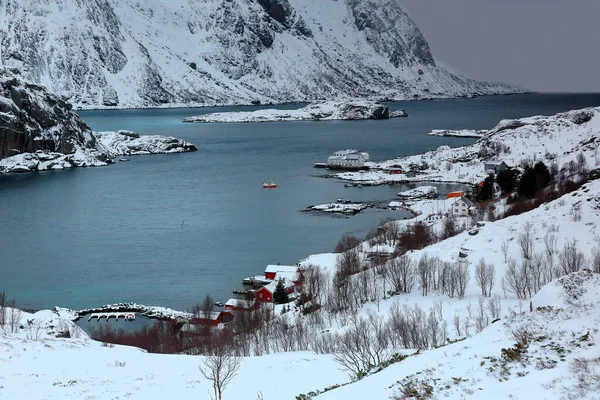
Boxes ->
[214,302,224,307]
[262,181,277,189]
[119,158,130,162]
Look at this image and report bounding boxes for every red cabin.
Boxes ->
[388,168,403,175]
[224,299,260,312]
[256,279,295,303]
[264,265,299,280]
[188,311,234,327]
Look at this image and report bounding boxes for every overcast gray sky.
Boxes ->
[400,0,600,92]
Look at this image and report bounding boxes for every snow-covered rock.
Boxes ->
[305,201,371,215]
[0,70,196,173]
[428,129,486,138]
[397,185,438,200]
[183,100,398,123]
[0,0,521,109]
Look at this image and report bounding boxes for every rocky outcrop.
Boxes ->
[0,69,94,160]
[0,0,521,109]
[0,69,196,173]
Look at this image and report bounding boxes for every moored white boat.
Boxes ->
[262,181,277,188]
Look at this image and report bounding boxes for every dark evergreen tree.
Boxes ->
[496,168,518,195]
[518,166,537,197]
[533,161,551,189]
[476,174,495,202]
[273,280,289,304]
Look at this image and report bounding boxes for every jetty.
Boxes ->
[88,312,136,321]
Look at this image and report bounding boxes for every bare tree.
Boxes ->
[558,239,585,276]
[417,254,435,296]
[518,222,534,264]
[8,300,21,333]
[591,246,600,274]
[334,234,362,253]
[388,255,415,294]
[473,260,496,297]
[301,264,328,306]
[454,261,470,300]
[501,240,510,263]
[0,292,5,329]
[487,296,502,320]
[475,258,491,297]
[504,258,528,299]
[544,232,558,281]
[201,294,215,320]
[336,248,362,277]
[199,346,241,400]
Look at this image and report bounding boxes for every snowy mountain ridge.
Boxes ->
[0,0,521,109]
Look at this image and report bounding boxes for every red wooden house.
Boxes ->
[224,298,260,312]
[187,311,234,327]
[264,264,299,280]
[447,191,466,199]
[256,279,295,303]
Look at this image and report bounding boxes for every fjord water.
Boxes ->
[1,94,599,312]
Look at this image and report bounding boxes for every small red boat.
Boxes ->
[262,181,278,189]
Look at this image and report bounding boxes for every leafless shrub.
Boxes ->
[557,239,585,276]
[475,297,489,333]
[570,203,582,222]
[501,240,510,263]
[475,258,495,297]
[8,301,21,333]
[333,313,392,378]
[454,261,470,300]
[388,255,416,294]
[591,246,600,274]
[453,314,462,337]
[504,258,529,299]
[417,254,436,296]
[487,295,502,319]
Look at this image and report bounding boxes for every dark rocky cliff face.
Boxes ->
[0,69,93,159]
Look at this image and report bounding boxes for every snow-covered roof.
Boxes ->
[484,160,507,166]
[225,299,256,308]
[453,196,475,207]
[274,271,299,282]
[265,265,298,274]
[261,278,295,293]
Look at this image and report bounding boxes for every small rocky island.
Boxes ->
[182,100,408,123]
[397,186,438,200]
[303,200,371,215]
[0,69,196,173]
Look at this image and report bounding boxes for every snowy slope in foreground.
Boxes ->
[337,107,600,185]
[0,307,346,399]
[183,100,407,123]
[0,0,521,108]
[317,271,600,400]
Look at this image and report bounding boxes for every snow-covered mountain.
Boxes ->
[0,0,520,109]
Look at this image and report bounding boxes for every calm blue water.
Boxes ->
[1,93,599,311]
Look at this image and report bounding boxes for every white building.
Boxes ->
[452,196,475,216]
[327,149,369,169]
[484,160,508,175]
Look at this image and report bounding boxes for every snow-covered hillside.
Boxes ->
[0,0,521,109]
[337,107,600,186]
